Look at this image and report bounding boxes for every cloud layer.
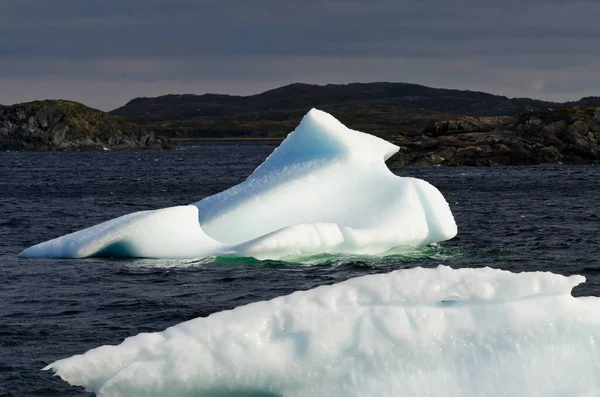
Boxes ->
[2,0,599,110]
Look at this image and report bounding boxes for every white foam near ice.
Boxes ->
[44,265,600,397]
[20,108,457,260]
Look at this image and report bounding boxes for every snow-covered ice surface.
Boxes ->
[20,109,457,260]
[45,265,600,397]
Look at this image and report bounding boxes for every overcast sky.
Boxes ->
[1,0,599,110]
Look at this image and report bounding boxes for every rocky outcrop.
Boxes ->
[0,100,175,151]
[391,107,600,166]
[424,116,516,135]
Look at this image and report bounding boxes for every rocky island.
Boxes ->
[0,100,173,151]
[391,107,600,166]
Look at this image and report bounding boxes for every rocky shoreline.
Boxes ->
[2,99,599,166]
[0,100,174,151]
[389,107,600,166]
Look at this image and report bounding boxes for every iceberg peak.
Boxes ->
[21,109,456,259]
[260,108,399,170]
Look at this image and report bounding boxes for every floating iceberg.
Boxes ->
[20,109,457,260]
[45,266,600,397]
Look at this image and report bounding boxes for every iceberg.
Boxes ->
[44,266,600,397]
[20,109,457,260]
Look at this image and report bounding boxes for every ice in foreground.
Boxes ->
[20,109,457,259]
[45,266,600,397]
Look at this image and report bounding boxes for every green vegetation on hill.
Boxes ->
[0,100,174,151]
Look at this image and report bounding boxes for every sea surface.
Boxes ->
[1,141,599,396]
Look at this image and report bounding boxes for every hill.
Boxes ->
[111,82,568,120]
[0,100,174,151]
[111,83,600,120]
[109,82,600,143]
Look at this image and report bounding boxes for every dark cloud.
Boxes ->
[1,0,599,110]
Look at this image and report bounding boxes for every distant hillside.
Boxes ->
[572,96,600,107]
[117,106,455,141]
[0,100,174,151]
[111,82,600,120]
[112,82,567,120]
[109,82,600,141]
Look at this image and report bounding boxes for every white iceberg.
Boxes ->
[45,265,600,397]
[20,109,457,260]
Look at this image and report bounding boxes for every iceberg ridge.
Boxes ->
[21,108,457,259]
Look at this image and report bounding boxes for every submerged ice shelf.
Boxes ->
[45,266,600,397]
[20,108,457,260]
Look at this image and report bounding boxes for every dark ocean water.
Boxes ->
[1,141,599,396]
